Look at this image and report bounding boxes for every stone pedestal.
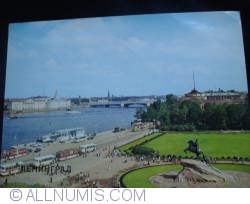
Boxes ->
[176,159,233,183]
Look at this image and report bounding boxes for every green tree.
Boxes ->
[226,104,247,129]
[203,104,227,130]
[243,106,250,129]
[180,100,202,126]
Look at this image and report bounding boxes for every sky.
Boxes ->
[5,11,248,98]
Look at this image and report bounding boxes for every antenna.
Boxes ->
[108,90,110,99]
[193,72,196,90]
[54,89,58,99]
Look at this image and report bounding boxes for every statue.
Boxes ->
[184,139,208,163]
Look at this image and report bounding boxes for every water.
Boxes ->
[1,107,138,149]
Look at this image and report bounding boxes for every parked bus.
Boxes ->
[80,143,96,153]
[32,154,56,167]
[4,148,28,160]
[56,148,80,161]
[0,162,20,176]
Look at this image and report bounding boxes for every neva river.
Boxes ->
[2,107,138,149]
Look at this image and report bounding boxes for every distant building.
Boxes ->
[183,88,247,105]
[184,89,204,104]
[183,73,247,105]
[7,97,71,114]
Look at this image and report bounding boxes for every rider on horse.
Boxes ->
[184,139,208,163]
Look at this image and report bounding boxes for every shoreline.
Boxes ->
[2,106,138,150]
[0,127,151,186]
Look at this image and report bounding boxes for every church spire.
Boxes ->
[193,72,196,90]
[108,90,110,99]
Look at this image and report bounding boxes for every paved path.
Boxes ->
[0,128,150,186]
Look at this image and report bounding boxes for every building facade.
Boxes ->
[182,89,247,106]
[7,97,71,114]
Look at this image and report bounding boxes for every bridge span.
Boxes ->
[89,99,155,108]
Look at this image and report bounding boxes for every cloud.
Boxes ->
[223,11,241,24]
[5,12,248,97]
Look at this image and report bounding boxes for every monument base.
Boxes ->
[149,159,250,187]
[175,159,233,182]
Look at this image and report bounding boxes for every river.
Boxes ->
[1,107,140,149]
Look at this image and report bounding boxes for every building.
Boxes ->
[182,73,247,105]
[183,88,247,105]
[183,88,204,104]
[7,97,71,114]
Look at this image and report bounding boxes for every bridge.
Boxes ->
[89,99,155,108]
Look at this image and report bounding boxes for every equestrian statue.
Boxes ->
[184,139,208,163]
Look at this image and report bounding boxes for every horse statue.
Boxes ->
[184,139,208,163]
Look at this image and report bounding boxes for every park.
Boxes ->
[119,131,250,188]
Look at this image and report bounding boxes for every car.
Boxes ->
[34,147,42,153]
[30,143,41,147]
[27,148,33,153]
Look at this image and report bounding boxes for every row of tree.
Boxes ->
[137,94,250,130]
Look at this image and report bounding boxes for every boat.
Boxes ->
[8,114,19,119]
[65,110,81,114]
[36,135,53,143]
[71,134,87,143]
[37,127,86,143]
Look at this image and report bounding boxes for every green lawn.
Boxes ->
[142,132,250,157]
[122,164,181,188]
[213,163,250,172]
[122,163,250,188]
[119,132,162,153]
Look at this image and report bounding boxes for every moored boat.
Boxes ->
[37,127,86,143]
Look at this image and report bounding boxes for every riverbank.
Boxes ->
[0,128,151,186]
[2,107,137,149]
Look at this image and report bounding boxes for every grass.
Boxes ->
[119,132,162,153]
[141,132,250,157]
[122,163,250,188]
[122,164,181,188]
[213,163,250,173]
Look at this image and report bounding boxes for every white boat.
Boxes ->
[58,135,71,143]
[37,127,86,143]
[65,110,81,114]
[36,135,53,143]
[71,135,87,143]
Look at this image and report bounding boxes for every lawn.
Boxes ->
[122,163,250,188]
[141,132,250,158]
[119,132,162,153]
[122,164,181,188]
[213,163,250,172]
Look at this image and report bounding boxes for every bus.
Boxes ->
[3,148,28,160]
[0,162,20,176]
[32,154,56,167]
[56,148,80,161]
[80,143,96,153]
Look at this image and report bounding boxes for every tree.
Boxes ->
[187,103,202,125]
[203,104,227,130]
[243,106,250,129]
[131,146,155,156]
[180,100,202,126]
[226,104,247,129]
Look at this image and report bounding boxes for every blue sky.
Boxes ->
[5,11,248,98]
